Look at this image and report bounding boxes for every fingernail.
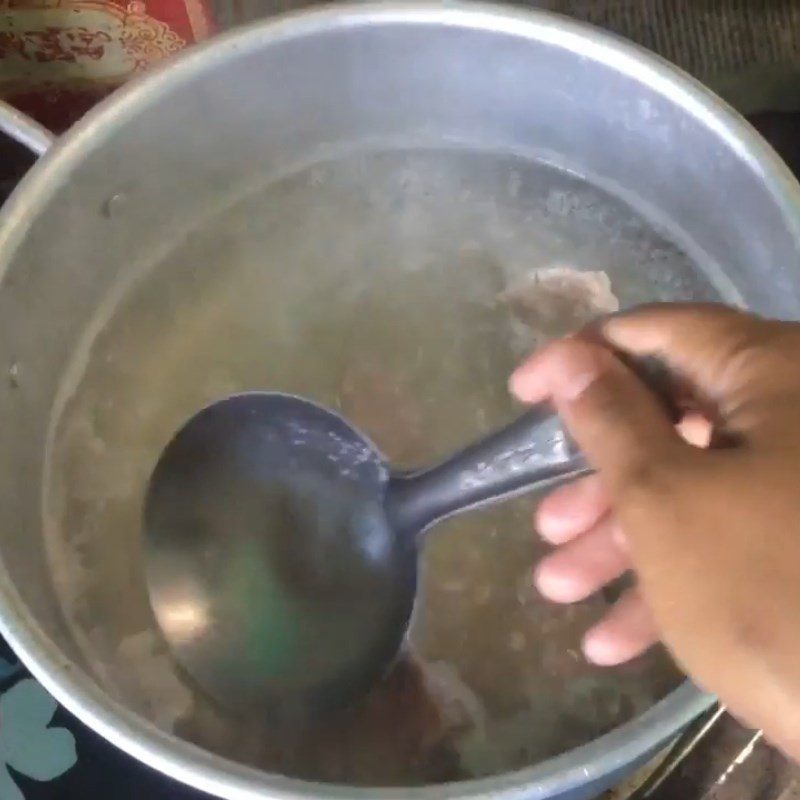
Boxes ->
[536,509,573,544]
[582,629,618,666]
[508,369,530,401]
[534,562,576,603]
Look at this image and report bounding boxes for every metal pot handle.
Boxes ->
[0,100,55,157]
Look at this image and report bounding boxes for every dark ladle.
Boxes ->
[144,357,672,722]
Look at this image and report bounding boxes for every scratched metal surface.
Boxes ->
[210,0,800,112]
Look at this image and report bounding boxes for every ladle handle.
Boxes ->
[386,405,587,532]
[386,354,676,534]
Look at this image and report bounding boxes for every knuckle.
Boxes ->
[618,460,674,505]
[770,324,800,377]
[576,372,631,426]
[732,607,774,653]
[719,320,797,385]
[726,340,781,377]
[616,451,689,512]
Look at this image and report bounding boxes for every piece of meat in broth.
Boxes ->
[499,266,620,348]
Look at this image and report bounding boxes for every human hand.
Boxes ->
[510,303,800,758]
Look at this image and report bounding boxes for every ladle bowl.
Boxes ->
[144,391,589,719]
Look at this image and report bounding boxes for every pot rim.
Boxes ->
[0,2,791,797]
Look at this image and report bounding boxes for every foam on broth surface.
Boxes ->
[44,147,727,785]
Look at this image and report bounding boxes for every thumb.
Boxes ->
[601,303,776,406]
[600,303,751,379]
[511,338,688,492]
[601,303,800,444]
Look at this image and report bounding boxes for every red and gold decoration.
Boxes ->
[0,0,216,131]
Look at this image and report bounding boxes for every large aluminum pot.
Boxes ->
[0,4,798,799]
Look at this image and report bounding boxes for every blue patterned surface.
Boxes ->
[0,638,204,800]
